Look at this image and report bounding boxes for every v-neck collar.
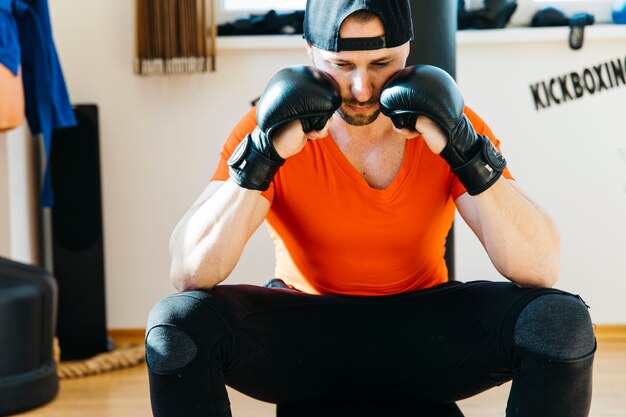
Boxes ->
[319,133,420,201]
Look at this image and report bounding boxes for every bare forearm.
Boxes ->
[169,180,267,291]
[471,178,560,287]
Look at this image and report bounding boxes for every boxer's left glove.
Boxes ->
[380,65,506,196]
[228,66,341,191]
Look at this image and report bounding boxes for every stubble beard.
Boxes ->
[337,98,381,126]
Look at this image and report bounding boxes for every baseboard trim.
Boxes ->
[109,325,626,344]
[109,328,145,345]
[594,325,626,342]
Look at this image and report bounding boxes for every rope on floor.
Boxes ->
[53,337,145,379]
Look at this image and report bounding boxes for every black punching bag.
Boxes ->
[408,0,457,280]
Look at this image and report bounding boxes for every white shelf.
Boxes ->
[216,23,626,51]
[217,34,304,50]
[456,23,626,44]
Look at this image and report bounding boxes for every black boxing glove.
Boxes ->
[228,66,341,191]
[380,65,506,196]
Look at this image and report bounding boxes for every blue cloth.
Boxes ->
[614,1,626,24]
[8,0,76,207]
[0,0,20,75]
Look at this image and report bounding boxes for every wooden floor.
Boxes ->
[15,339,626,417]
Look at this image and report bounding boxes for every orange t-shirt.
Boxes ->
[212,107,513,295]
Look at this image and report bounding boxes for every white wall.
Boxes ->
[12,0,618,327]
[0,126,39,265]
[0,133,10,257]
[455,29,626,324]
[47,0,309,328]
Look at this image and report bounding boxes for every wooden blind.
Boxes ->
[135,0,215,75]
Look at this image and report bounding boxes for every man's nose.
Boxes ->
[350,70,373,103]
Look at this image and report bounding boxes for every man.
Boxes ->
[146,1,596,416]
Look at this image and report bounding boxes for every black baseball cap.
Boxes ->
[304,0,414,52]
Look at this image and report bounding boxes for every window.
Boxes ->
[223,0,305,12]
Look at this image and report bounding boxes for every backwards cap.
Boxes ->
[304,0,414,52]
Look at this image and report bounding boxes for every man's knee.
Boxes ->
[513,293,596,360]
[145,290,231,374]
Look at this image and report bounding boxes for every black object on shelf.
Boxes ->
[458,0,518,29]
[531,6,569,27]
[218,10,304,36]
[531,7,595,50]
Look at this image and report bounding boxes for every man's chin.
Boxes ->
[338,107,381,126]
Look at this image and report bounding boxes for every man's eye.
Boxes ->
[373,62,389,68]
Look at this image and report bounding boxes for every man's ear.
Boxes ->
[305,42,313,63]
[400,41,411,67]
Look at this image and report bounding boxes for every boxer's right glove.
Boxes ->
[380,65,506,196]
[228,66,341,191]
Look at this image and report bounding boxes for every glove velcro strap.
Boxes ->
[228,134,285,191]
[451,135,507,196]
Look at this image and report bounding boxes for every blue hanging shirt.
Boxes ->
[0,0,20,75]
[3,0,76,207]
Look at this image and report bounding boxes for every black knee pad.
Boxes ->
[513,293,596,360]
[145,290,231,375]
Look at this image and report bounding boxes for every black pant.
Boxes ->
[146,280,594,417]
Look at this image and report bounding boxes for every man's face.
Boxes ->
[308,16,410,126]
